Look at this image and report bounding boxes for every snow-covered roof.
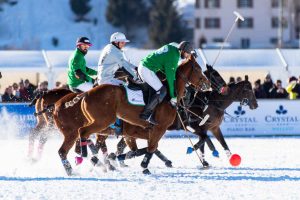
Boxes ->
[1,49,300,75]
[0,51,47,72]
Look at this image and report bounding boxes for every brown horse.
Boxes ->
[28,88,71,160]
[178,75,258,166]
[74,55,209,174]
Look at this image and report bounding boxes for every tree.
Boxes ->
[106,0,148,35]
[148,0,186,48]
[69,0,92,22]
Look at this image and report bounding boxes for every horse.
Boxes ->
[72,55,209,174]
[27,88,72,160]
[178,75,258,166]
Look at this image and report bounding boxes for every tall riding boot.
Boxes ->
[140,86,167,125]
[139,93,160,125]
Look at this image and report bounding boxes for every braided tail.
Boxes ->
[65,93,86,108]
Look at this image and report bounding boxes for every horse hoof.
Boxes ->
[66,167,73,176]
[142,168,151,175]
[165,160,173,168]
[108,164,116,171]
[119,161,129,168]
[203,160,210,168]
[107,153,117,160]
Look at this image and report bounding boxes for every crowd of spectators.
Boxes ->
[229,74,300,100]
[1,74,300,103]
[0,79,67,103]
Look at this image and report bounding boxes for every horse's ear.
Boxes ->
[245,75,249,81]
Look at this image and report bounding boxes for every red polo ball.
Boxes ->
[229,154,241,166]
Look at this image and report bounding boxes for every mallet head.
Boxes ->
[234,11,244,22]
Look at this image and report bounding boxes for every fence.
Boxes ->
[1,100,299,138]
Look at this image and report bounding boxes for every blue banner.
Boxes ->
[0,103,36,137]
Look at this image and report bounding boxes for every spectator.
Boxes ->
[236,76,242,82]
[12,82,20,99]
[19,80,30,102]
[33,81,48,97]
[291,75,300,99]
[286,76,299,99]
[24,79,36,101]
[269,80,288,99]
[228,77,235,84]
[55,81,62,88]
[2,86,19,102]
[253,79,266,99]
[262,74,273,98]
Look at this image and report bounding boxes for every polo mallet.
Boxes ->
[212,11,244,67]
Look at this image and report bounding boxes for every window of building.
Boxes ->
[271,0,287,8]
[237,0,253,8]
[213,38,224,42]
[204,0,220,8]
[205,18,220,28]
[199,37,207,48]
[196,0,201,8]
[270,38,278,45]
[195,18,201,29]
[241,38,250,48]
[238,18,253,28]
[271,17,288,28]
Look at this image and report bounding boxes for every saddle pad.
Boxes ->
[125,87,145,106]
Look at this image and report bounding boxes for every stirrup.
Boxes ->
[199,114,210,126]
[145,114,158,125]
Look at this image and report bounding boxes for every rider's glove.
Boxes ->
[170,97,177,107]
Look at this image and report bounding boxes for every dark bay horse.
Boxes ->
[28,88,71,160]
[179,75,258,166]
[65,55,209,174]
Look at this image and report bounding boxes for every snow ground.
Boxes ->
[0,136,300,200]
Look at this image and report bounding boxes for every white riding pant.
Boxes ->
[75,82,94,92]
[98,78,123,86]
[138,64,163,92]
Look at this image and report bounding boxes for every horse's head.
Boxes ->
[235,75,258,110]
[176,55,210,98]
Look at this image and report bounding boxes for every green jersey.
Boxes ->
[141,43,180,98]
[67,48,97,87]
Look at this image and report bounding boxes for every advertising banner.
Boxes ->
[221,100,300,136]
[0,100,300,137]
[0,103,36,138]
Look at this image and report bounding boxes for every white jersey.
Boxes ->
[97,44,137,85]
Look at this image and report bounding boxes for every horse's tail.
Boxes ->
[33,104,54,116]
[28,91,48,107]
[64,93,86,109]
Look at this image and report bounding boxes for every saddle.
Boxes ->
[126,78,156,105]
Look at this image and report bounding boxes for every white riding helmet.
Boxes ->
[110,32,130,43]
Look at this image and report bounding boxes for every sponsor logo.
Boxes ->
[265,105,299,123]
[234,106,245,116]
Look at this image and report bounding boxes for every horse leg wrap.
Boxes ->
[135,147,147,157]
[141,152,153,169]
[61,159,72,176]
[154,150,172,167]
[87,139,98,155]
[117,151,136,161]
[95,141,107,154]
[80,138,88,157]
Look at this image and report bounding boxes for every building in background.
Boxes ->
[194,0,300,49]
